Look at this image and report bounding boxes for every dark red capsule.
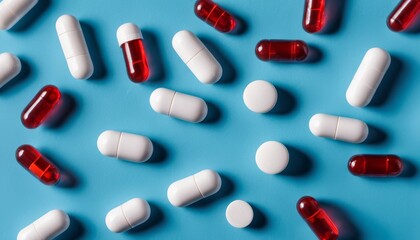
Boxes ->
[348,155,403,176]
[387,0,420,32]
[16,145,60,185]
[255,40,309,62]
[194,0,236,33]
[21,85,61,129]
[303,0,326,33]
[297,196,339,240]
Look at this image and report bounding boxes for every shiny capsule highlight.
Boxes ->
[387,0,420,32]
[303,0,326,33]
[194,0,236,33]
[255,40,308,61]
[348,155,403,176]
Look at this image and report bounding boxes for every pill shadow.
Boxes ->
[305,45,323,63]
[248,203,268,229]
[268,86,296,115]
[282,146,313,176]
[202,100,222,123]
[44,92,77,129]
[321,0,347,34]
[190,173,235,208]
[0,58,31,94]
[229,10,248,35]
[80,22,108,80]
[148,140,168,163]
[41,151,79,188]
[9,0,52,32]
[55,215,86,240]
[127,202,165,234]
[400,158,417,178]
[363,125,388,145]
[142,30,166,83]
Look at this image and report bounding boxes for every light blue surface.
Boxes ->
[0,0,419,239]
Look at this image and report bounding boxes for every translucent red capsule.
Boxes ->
[303,0,326,33]
[16,145,60,185]
[348,155,403,176]
[21,85,61,129]
[387,0,420,32]
[194,0,236,33]
[297,196,339,240]
[255,40,309,61]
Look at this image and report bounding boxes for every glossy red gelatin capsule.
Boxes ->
[297,196,339,240]
[255,40,309,61]
[387,0,420,32]
[21,85,61,129]
[348,155,403,176]
[16,145,60,185]
[303,0,326,33]
[194,0,236,33]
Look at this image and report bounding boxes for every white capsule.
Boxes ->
[172,30,222,84]
[0,0,38,30]
[150,88,208,123]
[56,14,94,80]
[105,198,151,233]
[97,130,153,163]
[167,169,222,207]
[309,113,369,143]
[17,209,70,240]
[346,48,391,107]
[0,52,21,88]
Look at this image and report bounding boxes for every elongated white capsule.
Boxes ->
[106,198,151,233]
[0,52,21,88]
[0,0,38,30]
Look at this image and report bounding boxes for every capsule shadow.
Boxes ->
[42,151,79,188]
[229,9,248,35]
[142,29,166,83]
[400,158,417,178]
[190,173,235,208]
[55,214,86,240]
[202,100,222,123]
[80,22,108,80]
[268,86,296,115]
[248,203,268,229]
[44,92,77,129]
[147,140,167,163]
[305,45,323,63]
[402,13,420,33]
[0,57,31,94]
[363,124,388,145]
[9,0,52,32]
[127,202,165,234]
[282,145,313,176]
[320,0,347,34]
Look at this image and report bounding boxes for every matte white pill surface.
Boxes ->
[97,130,153,163]
[150,88,208,123]
[172,30,222,84]
[56,14,94,80]
[243,80,278,113]
[346,48,391,107]
[309,113,369,143]
[17,209,70,240]
[256,141,289,174]
[167,169,222,207]
[0,52,21,88]
[105,198,151,233]
[0,0,38,30]
[226,200,254,228]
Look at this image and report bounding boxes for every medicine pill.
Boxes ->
[194,0,236,33]
[243,80,277,113]
[348,155,403,176]
[387,0,420,32]
[255,141,289,174]
[105,198,151,233]
[255,40,308,61]
[0,52,21,88]
[303,0,326,33]
[0,0,38,30]
[226,200,254,228]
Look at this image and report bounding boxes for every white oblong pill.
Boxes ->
[0,52,21,88]
[0,0,38,30]
[105,198,151,233]
[56,14,94,80]
[226,200,254,228]
[17,209,70,240]
[346,48,391,107]
[150,88,208,123]
[309,113,369,143]
[167,169,222,207]
[243,80,278,113]
[172,30,222,84]
[256,141,289,174]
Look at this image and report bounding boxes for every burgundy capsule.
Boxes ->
[303,0,326,33]
[16,145,60,185]
[387,0,420,32]
[348,155,403,176]
[297,196,339,240]
[21,85,61,129]
[194,0,236,33]
[255,40,309,61]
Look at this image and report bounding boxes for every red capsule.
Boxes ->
[16,145,60,185]
[255,40,309,62]
[303,0,326,33]
[348,155,403,176]
[194,0,236,33]
[21,85,61,129]
[297,196,339,240]
[387,0,420,32]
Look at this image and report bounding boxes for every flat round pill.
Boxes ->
[256,141,289,174]
[226,200,254,228]
[243,80,277,113]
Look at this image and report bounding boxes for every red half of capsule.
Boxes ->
[297,196,339,240]
[21,85,61,129]
[194,0,236,33]
[121,39,150,83]
[16,145,60,185]
[303,0,326,33]
[348,155,403,176]
[387,0,420,32]
[255,40,309,62]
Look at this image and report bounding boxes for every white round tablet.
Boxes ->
[226,200,254,228]
[243,80,277,113]
[256,141,289,174]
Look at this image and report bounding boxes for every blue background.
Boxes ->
[0,0,419,239]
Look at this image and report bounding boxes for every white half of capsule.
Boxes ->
[56,14,94,80]
[309,113,369,143]
[346,48,391,107]
[0,0,38,30]
[105,198,151,233]
[167,169,222,207]
[17,209,70,240]
[150,88,208,123]
[0,52,21,88]
[172,30,222,84]
[116,22,142,46]
[97,130,153,163]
